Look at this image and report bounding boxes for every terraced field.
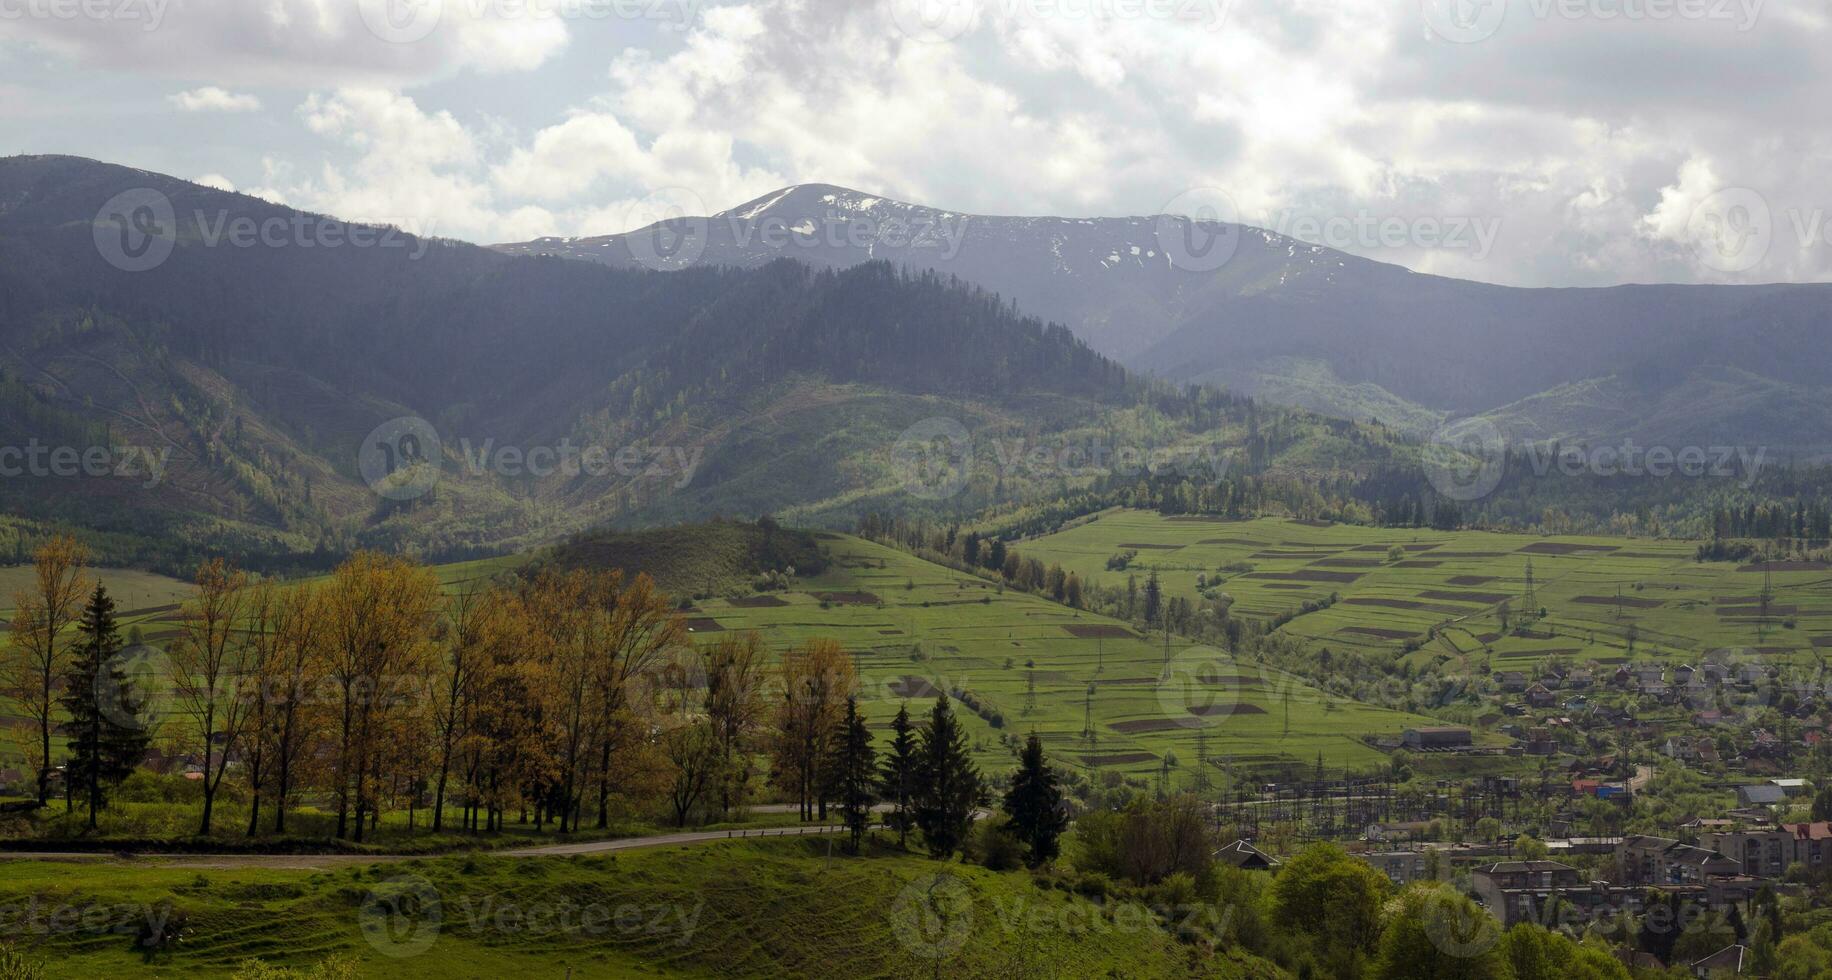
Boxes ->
[680,534,1453,782]
[1019,511,1827,675]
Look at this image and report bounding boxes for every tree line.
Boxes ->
[2,536,1071,864]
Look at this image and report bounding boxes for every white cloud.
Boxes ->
[169,87,261,113]
[193,173,237,192]
[129,0,1832,286]
[0,0,568,87]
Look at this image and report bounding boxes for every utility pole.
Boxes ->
[1082,683,1096,739]
[1522,557,1537,628]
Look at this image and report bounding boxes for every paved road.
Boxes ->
[0,824,851,870]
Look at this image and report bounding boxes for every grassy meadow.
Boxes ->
[1018,511,1824,677]
[0,838,1241,978]
[676,533,1448,781]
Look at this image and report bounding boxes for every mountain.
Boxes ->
[498,184,1832,454]
[0,155,1288,570]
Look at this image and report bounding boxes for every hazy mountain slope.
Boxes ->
[494,182,1374,361]
[0,156,1161,566]
[499,183,1832,447]
[1471,366,1832,456]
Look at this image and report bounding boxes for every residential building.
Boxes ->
[1214,840,1279,871]
[1735,785,1786,808]
[1403,727,1473,751]
[1618,836,1742,886]
[1690,944,1748,977]
[1699,822,1832,878]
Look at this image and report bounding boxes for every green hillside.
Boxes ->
[0,839,1277,978]
[598,533,1451,779]
[1017,510,1822,676]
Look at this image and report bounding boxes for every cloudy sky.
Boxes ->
[3,0,1827,286]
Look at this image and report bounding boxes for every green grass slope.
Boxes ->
[0,840,1277,978]
[1019,510,1825,675]
[652,534,1447,779]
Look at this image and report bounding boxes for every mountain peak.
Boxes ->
[715,183,936,222]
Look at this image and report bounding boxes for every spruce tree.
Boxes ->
[914,695,983,858]
[57,585,150,830]
[829,697,877,853]
[1002,733,1067,866]
[880,703,918,849]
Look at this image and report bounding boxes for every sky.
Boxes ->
[2,0,1828,287]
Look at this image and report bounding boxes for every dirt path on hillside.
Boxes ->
[0,824,850,870]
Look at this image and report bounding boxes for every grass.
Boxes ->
[1016,510,1821,674]
[0,837,1247,978]
[679,533,1448,782]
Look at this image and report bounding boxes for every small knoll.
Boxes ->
[537,519,827,598]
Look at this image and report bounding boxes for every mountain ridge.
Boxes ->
[496,181,1832,452]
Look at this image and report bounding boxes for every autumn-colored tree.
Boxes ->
[322,553,441,842]
[168,559,252,836]
[589,572,685,828]
[521,569,598,832]
[662,720,720,827]
[431,586,497,832]
[771,638,856,820]
[264,585,325,835]
[701,631,767,817]
[461,590,551,832]
[239,580,285,836]
[2,536,90,803]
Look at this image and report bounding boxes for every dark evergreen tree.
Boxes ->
[57,585,151,830]
[1142,569,1162,626]
[880,702,918,849]
[829,697,877,853]
[987,538,1007,572]
[1002,733,1068,866]
[914,695,984,858]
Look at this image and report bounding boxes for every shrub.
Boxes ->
[0,944,44,980]
[969,818,1025,871]
[1074,871,1113,900]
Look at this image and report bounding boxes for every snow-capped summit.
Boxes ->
[493,183,1366,361]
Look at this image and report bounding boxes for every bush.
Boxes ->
[968,818,1025,871]
[1074,871,1113,900]
[1151,871,1199,909]
[116,771,204,805]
